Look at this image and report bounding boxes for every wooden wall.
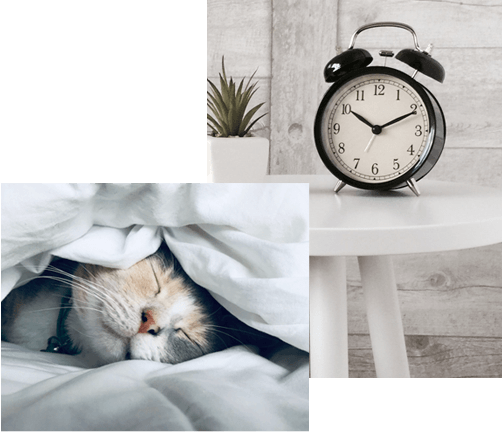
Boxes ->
[208,0,502,378]
[207,0,272,138]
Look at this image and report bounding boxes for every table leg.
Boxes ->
[358,255,410,378]
[310,256,348,378]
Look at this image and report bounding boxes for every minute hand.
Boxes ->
[380,110,417,129]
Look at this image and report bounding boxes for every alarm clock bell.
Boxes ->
[324,23,445,84]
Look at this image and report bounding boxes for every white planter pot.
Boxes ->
[207,136,269,183]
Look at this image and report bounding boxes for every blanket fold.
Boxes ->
[2,342,309,431]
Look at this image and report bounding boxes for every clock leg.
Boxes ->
[334,180,346,194]
[310,256,349,378]
[358,255,410,378]
[406,178,420,197]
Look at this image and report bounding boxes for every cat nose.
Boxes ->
[139,310,160,335]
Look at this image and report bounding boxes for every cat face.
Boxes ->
[67,247,226,366]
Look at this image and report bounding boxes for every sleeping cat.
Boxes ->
[2,243,278,367]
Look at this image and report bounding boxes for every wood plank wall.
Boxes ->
[208,0,502,378]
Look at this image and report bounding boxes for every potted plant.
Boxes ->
[207,57,269,182]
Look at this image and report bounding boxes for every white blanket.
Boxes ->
[1,183,309,431]
[1,342,309,431]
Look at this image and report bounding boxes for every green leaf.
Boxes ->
[207,94,227,128]
[207,77,221,96]
[219,74,230,108]
[207,80,227,115]
[238,102,265,136]
[207,113,229,137]
[207,56,267,137]
[207,122,218,136]
[243,112,267,136]
[221,56,227,82]
[235,77,245,101]
[244,68,258,92]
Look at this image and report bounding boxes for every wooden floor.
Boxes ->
[346,244,502,378]
[349,334,502,378]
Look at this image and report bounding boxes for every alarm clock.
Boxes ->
[314,22,446,196]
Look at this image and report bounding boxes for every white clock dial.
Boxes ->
[319,73,431,184]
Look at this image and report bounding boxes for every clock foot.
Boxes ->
[406,178,420,197]
[334,180,346,194]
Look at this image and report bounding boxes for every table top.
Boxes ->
[267,175,502,256]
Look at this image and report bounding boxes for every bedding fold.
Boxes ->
[1,342,309,431]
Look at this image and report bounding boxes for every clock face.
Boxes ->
[316,68,435,187]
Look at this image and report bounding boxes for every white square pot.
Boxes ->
[207,136,270,183]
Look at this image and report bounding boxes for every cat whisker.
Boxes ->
[38,274,114,308]
[205,330,229,350]
[80,280,133,324]
[68,277,126,316]
[67,323,94,341]
[26,306,104,315]
[74,279,119,308]
[38,273,125,322]
[205,306,224,320]
[205,324,265,338]
[91,283,129,314]
[205,328,254,353]
[73,267,132,319]
[47,267,121,309]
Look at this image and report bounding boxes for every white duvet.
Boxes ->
[1,183,309,431]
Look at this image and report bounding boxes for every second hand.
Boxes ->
[364,133,377,153]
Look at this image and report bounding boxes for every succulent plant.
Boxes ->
[207,57,267,137]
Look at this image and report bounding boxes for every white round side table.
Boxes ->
[268,175,502,378]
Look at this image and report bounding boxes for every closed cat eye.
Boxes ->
[175,328,190,339]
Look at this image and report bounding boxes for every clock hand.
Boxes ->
[380,110,417,129]
[351,111,374,128]
[352,111,384,137]
[355,109,415,153]
[364,132,377,153]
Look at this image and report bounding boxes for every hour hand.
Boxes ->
[351,110,374,128]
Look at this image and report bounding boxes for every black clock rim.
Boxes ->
[314,66,441,191]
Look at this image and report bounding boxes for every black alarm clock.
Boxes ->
[314,22,446,196]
